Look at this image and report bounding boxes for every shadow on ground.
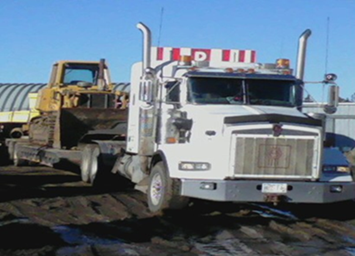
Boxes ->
[0,204,273,255]
[0,166,133,202]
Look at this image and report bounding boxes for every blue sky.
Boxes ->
[1,0,354,101]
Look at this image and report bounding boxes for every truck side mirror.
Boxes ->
[322,73,339,114]
[324,85,339,114]
[139,80,154,103]
[139,68,157,104]
[172,117,193,131]
[328,85,339,107]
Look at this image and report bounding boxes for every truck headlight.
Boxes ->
[179,162,211,171]
[323,165,350,173]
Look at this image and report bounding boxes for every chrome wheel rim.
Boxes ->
[150,173,163,206]
[90,156,98,183]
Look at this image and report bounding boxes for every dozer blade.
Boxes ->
[56,108,128,149]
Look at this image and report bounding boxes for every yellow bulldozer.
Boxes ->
[28,58,128,151]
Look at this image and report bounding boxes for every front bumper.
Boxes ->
[180,179,355,203]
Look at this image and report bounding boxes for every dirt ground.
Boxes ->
[1,165,355,256]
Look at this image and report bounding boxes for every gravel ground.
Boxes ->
[0,165,355,256]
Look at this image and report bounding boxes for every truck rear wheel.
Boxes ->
[80,144,94,183]
[89,146,101,184]
[80,144,108,186]
[147,162,189,214]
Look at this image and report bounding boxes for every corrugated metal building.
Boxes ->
[0,83,46,111]
[303,103,355,151]
[0,83,130,111]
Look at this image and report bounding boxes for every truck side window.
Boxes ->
[165,81,180,104]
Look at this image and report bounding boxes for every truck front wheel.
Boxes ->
[147,162,189,213]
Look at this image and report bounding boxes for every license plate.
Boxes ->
[262,183,287,194]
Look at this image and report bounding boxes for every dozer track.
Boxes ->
[29,112,57,147]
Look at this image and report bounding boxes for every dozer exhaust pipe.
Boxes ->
[97,58,107,91]
[296,29,312,80]
[137,22,152,73]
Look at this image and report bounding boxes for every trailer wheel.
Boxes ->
[147,162,189,214]
[81,144,107,186]
[80,144,95,183]
[89,145,101,184]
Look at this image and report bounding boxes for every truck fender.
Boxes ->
[150,150,185,195]
[147,150,189,213]
[134,151,169,193]
[150,150,169,174]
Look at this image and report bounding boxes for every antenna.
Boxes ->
[323,17,330,102]
[157,7,164,47]
[325,17,330,74]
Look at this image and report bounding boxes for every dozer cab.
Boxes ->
[29,59,128,150]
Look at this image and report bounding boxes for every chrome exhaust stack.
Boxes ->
[296,29,312,80]
[137,22,152,73]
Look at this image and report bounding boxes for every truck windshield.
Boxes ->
[187,77,297,107]
[63,64,99,85]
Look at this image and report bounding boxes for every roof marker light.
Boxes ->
[224,68,234,73]
[276,59,290,69]
[179,55,192,66]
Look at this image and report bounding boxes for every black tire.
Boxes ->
[89,145,101,185]
[80,144,94,183]
[82,144,112,187]
[147,162,189,214]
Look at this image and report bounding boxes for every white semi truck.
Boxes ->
[9,22,355,214]
[116,22,355,213]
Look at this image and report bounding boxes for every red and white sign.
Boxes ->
[152,47,257,63]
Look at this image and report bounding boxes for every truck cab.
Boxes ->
[121,23,355,213]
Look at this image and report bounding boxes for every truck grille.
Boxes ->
[232,135,316,178]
